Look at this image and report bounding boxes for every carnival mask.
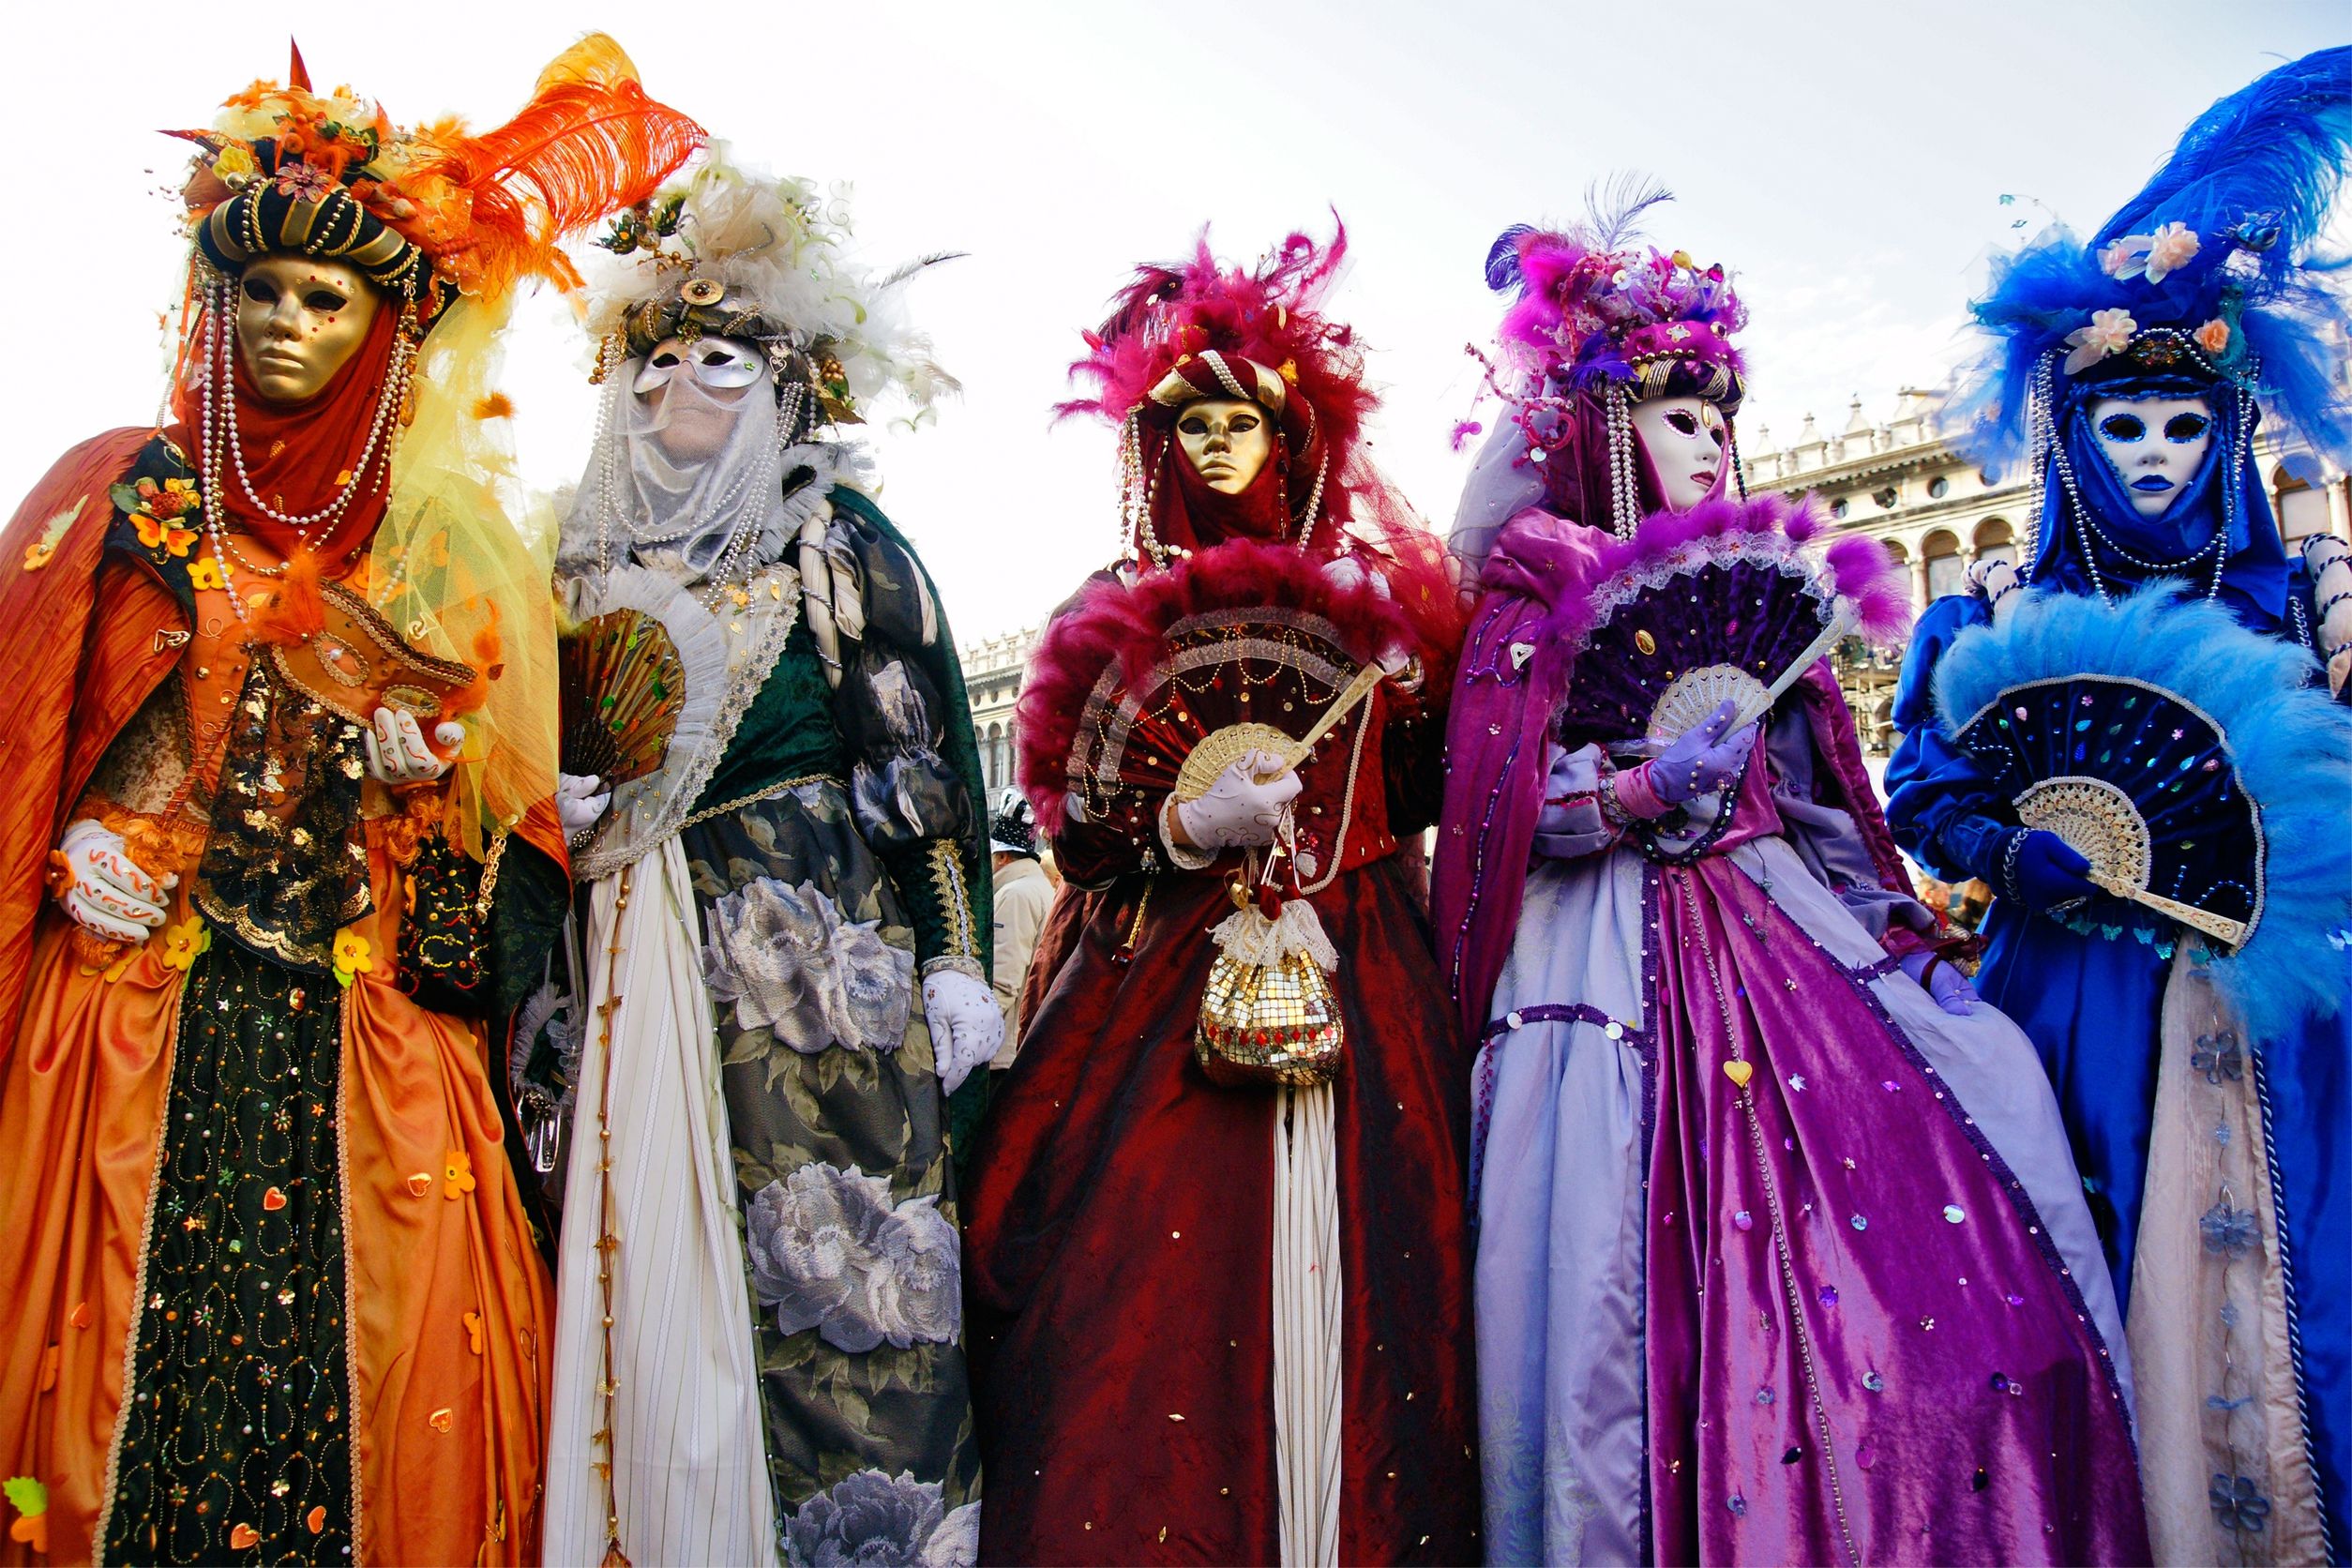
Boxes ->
[638,336,763,463]
[1629,396,1726,513]
[1175,398,1274,495]
[2088,394,2215,518]
[234,255,382,404]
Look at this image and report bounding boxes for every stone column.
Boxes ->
[1909,556,1931,611]
[2328,475,2350,543]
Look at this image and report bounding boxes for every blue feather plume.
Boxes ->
[1933,584,2352,1041]
[1948,47,2352,475]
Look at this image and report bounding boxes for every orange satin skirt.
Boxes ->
[0,825,551,1565]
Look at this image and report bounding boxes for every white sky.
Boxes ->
[2,1,2341,641]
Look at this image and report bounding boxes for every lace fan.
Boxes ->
[1547,495,1910,755]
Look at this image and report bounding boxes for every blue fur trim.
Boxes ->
[1934,584,2352,1040]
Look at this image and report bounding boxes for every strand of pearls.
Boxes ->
[1604,384,1642,539]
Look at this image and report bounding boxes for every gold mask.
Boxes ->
[234,254,383,404]
[1175,397,1274,495]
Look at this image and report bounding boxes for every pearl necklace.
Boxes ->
[196,275,414,622]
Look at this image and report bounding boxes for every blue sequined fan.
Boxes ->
[1951,675,2259,947]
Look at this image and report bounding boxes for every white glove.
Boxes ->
[363,706,462,786]
[555,772,612,837]
[925,968,1004,1095]
[1172,748,1302,851]
[55,819,173,942]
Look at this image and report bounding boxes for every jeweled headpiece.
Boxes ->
[580,148,957,429]
[1952,48,2352,506]
[1466,181,1749,544]
[174,38,703,322]
[1060,221,1380,566]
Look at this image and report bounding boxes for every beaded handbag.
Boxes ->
[1195,869,1345,1089]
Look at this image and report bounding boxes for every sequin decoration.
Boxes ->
[105,939,354,1561]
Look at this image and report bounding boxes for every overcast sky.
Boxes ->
[2,1,2340,641]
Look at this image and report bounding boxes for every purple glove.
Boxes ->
[1899,951,1977,1017]
[1614,699,1759,817]
[2003,829,2099,913]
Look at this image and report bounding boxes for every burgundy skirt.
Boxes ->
[963,856,1481,1565]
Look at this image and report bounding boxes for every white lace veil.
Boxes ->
[557,353,805,580]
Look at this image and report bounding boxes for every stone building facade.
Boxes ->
[1745,388,2352,752]
[958,389,2352,773]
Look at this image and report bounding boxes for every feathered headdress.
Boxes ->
[580,147,957,428]
[1948,47,2352,476]
[1059,220,1390,567]
[174,36,704,320]
[1478,178,1747,413]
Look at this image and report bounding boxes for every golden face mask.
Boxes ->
[234,254,383,403]
[1175,396,1274,495]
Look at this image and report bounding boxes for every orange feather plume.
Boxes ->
[394,35,704,301]
[248,548,328,645]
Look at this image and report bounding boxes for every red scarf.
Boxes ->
[170,303,400,573]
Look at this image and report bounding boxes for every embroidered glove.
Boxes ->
[53,818,173,942]
[363,706,463,786]
[555,773,613,838]
[1899,951,1978,1017]
[2004,829,2101,913]
[1172,748,1303,852]
[925,968,1004,1095]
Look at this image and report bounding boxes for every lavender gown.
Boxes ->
[1467,708,2148,1565]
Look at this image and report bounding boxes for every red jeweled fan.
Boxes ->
[1016,540,1416,830]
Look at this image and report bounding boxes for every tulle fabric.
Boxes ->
[558,365,794,580]
[361,296,561,862]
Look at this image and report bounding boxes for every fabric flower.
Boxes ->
[131,512,199,560]
[272,160,339,203]
[778,1469,978,1568]
[332,929,373,988]
[701,879,912,1053]
[187,557,224,592]
[4,1476,48,1557]
[743,1162,961,1352]
[2209,1473,2271,1533]
[212,144,258,186]
[2198,1200,2259,1257]
[2194,318,2231,355]
[2140,221,2202,282]
[441,1150,475,1200]
[159,917,210,972]
[2062,308,2138,375]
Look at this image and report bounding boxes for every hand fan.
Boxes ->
[1933,584,2352,1035]
[1017,538,1418,828]
[560,609,685,785]
[1548,494,1910,755]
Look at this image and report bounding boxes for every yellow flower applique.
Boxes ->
[442,1150,475,1200]
[332,929,373,988]
[188,557,224,592]
[160,917,210,972]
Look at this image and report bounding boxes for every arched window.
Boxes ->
[1922,529,1966,600]
[1973,516,2016,567]
[2274,466,2330,543]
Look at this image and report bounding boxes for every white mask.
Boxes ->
[2088,394,2215,518]
[633,336,768,394]
[1629,396,1727,513]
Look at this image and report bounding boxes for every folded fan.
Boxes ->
[1017,538,1420,827]
[559,608,685,785]
[1546,493,1911,756]
[1934,583,2352,1037]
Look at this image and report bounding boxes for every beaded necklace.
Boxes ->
[195,274,416,625]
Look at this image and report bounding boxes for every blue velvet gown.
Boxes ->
[1887,407,2348,1556]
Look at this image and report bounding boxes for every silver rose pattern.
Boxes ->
[745,1161,962,1352]
[702,877,914,1053]
[779,1468,979,1568]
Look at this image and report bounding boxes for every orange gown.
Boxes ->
[0,432,555,1565]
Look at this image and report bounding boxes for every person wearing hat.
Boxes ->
[987,788,1052,1055]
